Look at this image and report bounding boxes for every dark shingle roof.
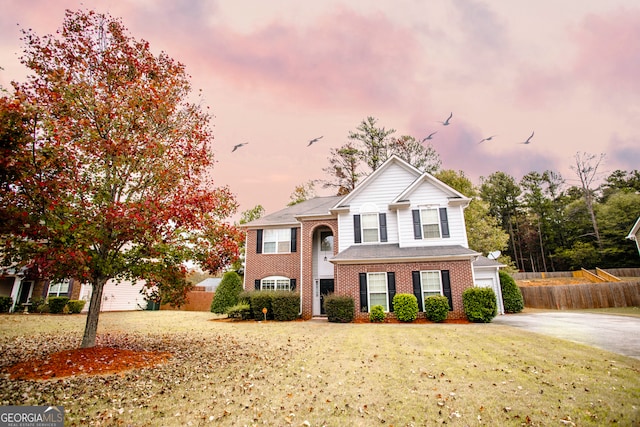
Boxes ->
[242,196,342,228]
[330,244,479,264]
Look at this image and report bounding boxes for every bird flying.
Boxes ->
[438,112,453,126]
[520,131,534,144]
[478,135,497,144]
[307,136,323,146]
[232,142,248,152]
[422,131,437,142]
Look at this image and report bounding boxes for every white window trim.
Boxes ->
[420,270,443,300]
[261,276,291,291]
[361,212,380,243]
[48,279,70,297]
[263,229,291,254]
[420,208,442,239]
[367,272,388,312]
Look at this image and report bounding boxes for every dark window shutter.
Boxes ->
[255,279,261,291]
[441,270,452,311]
[291,228,297,252]
[256,229,263,253]
[290,279,296,291]
[387,272,396,312]
[412,210,422,239]
[379,213,387,242]
[354,215,362,244]
[439,208,450,238]
[359,273,368,312]
[412,271,423,311]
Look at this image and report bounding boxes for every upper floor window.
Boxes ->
[412,208,450,240]
[361,213,379,243]
[256,228,297,254]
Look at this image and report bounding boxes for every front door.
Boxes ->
[319,279,334,315]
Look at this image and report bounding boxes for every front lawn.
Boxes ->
[1,311,638,426]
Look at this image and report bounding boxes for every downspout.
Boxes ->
[299,221,303,316]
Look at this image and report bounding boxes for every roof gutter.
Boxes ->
[330,253,479,265]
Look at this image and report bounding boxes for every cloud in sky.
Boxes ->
[1,0,639,216]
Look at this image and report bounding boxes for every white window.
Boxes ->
[48,279,70,297]
[361,213,379,243]
[420,209,441,239]
[420,271,443,299]
[368,272,388,311]
[261,276,291,291]
[263,229,291,254]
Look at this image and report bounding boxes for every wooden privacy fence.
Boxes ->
[520,281,640,310]
[161,287,214,312]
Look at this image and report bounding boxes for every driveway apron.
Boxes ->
[492,312,640,360]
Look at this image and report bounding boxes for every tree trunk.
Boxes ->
[81,276,107,348]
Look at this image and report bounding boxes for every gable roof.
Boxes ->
[241,196,342,228]
[330,243,479,264]
[331,155,422,210]
[627,216,640,241]
[390,171,471,209]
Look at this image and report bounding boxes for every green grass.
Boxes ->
[1,311,639,426]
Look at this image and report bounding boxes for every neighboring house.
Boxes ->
[196,277,222,292]
[78,280,148,312]
[627,216,640,256]
[242,155,504,320]
[0,267,81,312]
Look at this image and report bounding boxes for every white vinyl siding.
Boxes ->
[398,205,468,248]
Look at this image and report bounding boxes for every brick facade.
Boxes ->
[244,227,302,291]
[335,259,473,320]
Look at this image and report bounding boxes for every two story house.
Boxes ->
[242,155,504,320]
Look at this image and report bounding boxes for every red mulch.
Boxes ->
[3,347,171,381]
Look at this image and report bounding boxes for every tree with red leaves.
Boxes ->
[0,10,242,348]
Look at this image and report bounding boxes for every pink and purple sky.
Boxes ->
[1,1,639,219]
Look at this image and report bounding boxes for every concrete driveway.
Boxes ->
[492,311,640,360]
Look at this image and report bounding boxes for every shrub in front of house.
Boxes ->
[369,305,385,322]
[66,300,86,314]
[393,293,419,322]
[424,295,450,322]
[499,270,524,313]
[226,303,252,320]
[210,271,243,314]
[324,294,354,323]
[249,291,274,320]
[462,287,497,323]
[0,296,12,313]
[271,291,300,321]
[48,296,70,314]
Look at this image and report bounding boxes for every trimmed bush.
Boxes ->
[210,271,243,314]
[271,291,300,321]
[0,296,12,313]
[462,287,497,323]
[0,296,13,313]
[499,270,524,313]
[424,295,450,322]
[226,303,252,320]
[369,305,385,322]
[48,296,70,314]
[250,291,274,320]
[67,300,86,314]
[324,294,354,323]
[392,293,418,322]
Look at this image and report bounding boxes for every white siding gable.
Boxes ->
[336,161,419,252]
